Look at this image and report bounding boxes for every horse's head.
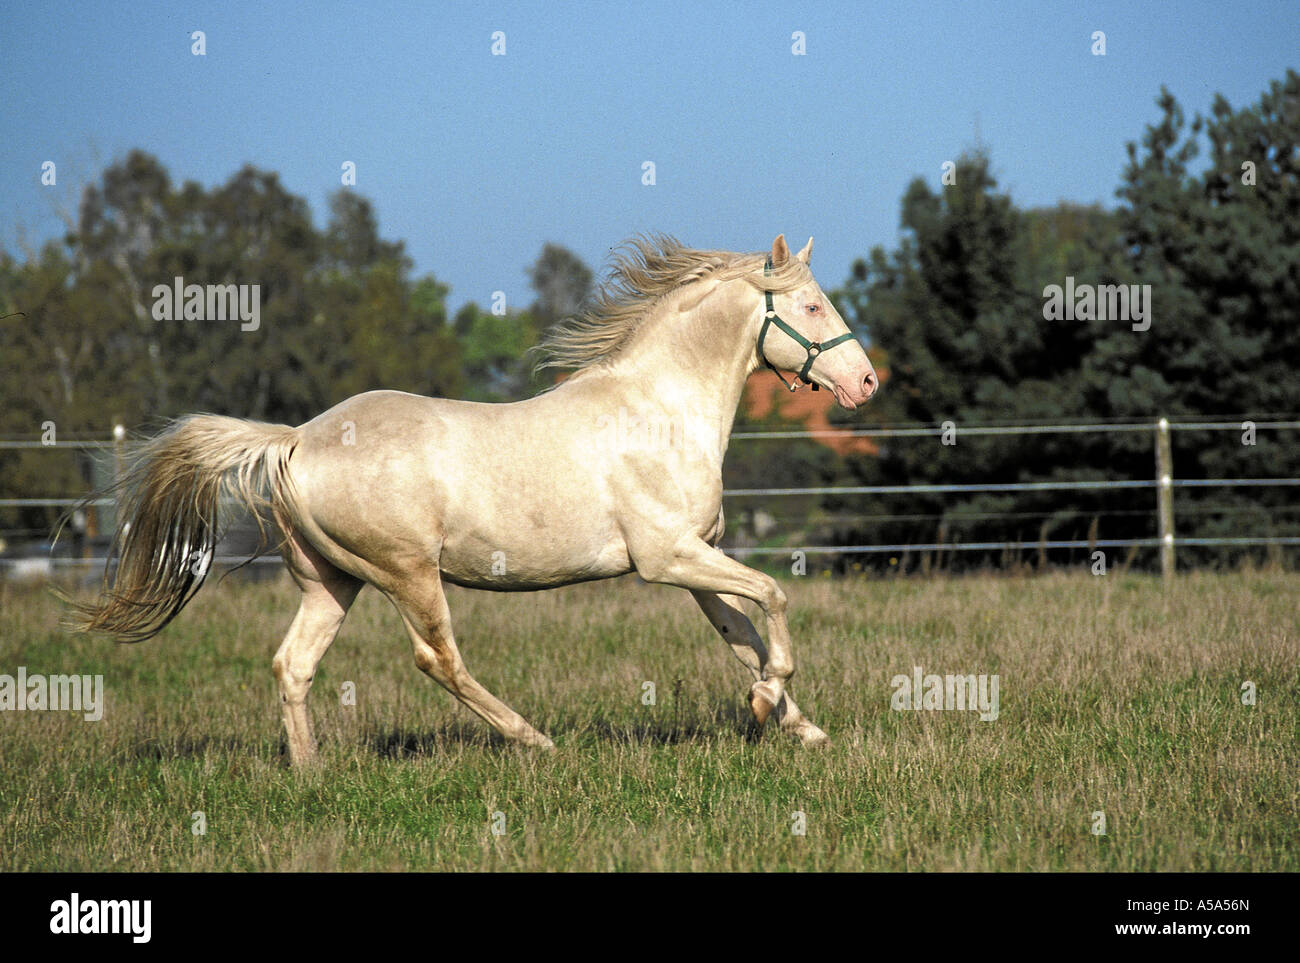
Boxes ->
[757,234,878,410]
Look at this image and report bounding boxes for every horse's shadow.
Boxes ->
[128,733,252,760]
[365,702,759,759]
[122,705,760,764]
[368,720,504,757]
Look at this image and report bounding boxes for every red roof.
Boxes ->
[741,367,889,456]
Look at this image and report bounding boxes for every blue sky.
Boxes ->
[2,1,1296,313]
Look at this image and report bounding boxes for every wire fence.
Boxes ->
[1,417,1296,574]
[725,417,1299,571]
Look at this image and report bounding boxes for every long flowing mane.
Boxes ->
[532,234,812,374]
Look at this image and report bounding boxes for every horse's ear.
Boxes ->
[796,237,813,265]
[770,234,790,267]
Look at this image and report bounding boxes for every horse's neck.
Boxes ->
[598,278,760,455]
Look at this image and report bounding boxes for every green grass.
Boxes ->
[1,569,1296,871]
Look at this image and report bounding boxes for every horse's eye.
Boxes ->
[807,303,819,313]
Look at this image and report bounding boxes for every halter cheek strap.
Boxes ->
[756,257,856,392]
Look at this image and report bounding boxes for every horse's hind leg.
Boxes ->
[391,566,554,750]
[691,590,830,746]
[273,530,362,766]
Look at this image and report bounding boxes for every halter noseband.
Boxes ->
[757,256,855,392]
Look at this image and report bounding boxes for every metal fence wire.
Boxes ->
[1,417,1297,575]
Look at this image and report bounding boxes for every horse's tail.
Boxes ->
[65,415,302,643]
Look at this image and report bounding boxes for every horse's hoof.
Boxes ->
[748,681,780,726]
[795,725,831,748]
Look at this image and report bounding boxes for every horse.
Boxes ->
[70,233,879,764]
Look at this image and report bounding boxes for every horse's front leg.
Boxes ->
[632,536,795,728]
[691,590,830,746]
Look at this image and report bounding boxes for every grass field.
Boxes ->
[1,569,1296,871]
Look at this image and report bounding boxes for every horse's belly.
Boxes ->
[438,522,632,589]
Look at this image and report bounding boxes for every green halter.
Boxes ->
[757,257,855,392]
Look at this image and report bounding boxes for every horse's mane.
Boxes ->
[531,233,812,375]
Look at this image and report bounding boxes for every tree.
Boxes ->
[830,152,1091,562]
[0,154,465,538]
[528,243,592,326]
[830,73,1300,569]
[1088,72,1300,561]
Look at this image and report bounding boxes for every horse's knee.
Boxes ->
[273,652,317,701]
[768,653,795,681]
[760,579,788,619]
[272,653,290,687]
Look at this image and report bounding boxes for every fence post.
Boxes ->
[1155,417,1175,581]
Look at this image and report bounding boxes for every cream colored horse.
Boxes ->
[73,234,878,764]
